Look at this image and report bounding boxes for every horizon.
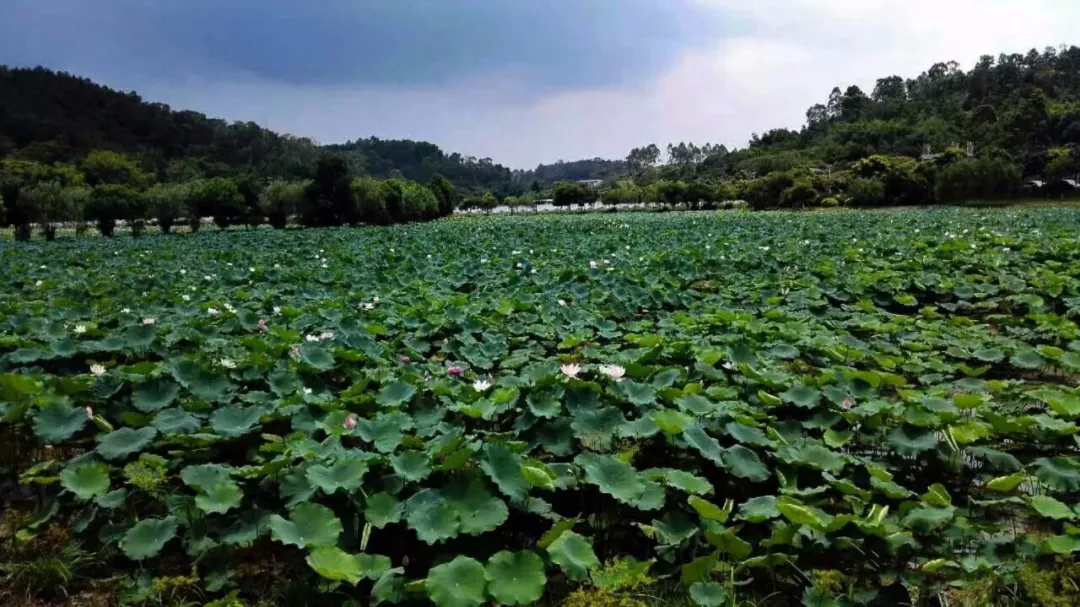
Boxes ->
[1,0,1079,169]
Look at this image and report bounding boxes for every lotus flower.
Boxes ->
[273,306,281,314]
[306,334,321,342]
[841,396,855,410]
[121,307,131,314]
[142,317,155,325]
[558,299,567,307]
[290,346,301,360]
[258,319,267,331]
[220,358,236,369]
[73,324,87,335]
[224,303,236,313]
[182,295,191,302]
[90,364,106,376]
[599,364,625,381]
[589,261,598,269]
[722,361,737,371]
[319,331,335,341]
[561,363,581,379]
[207,308,220,316]
[343,414,358,430]
[302,387,313,395]
[399,355,410,363]
[448,365,463,377]
[85,406,94,419]
[472,379,492,392]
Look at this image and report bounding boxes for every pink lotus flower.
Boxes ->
[399,355,411,363]
[841,397,855,410]
[599,364,625,381]
[85,406,94,420]
[258,319,267,331]
[561,363,581,379]
[343,414,358,430]
[448,365,463,377]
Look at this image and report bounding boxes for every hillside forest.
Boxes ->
[2,45,1080,238]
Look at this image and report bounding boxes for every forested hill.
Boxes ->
[0,66,516,194]
[655,46,1080,181]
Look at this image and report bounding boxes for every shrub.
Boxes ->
[353,177,389,225]
[820,196,841,207]
[188,178,245,230]
[845,177,886,206]
[935,157,1021,202]
[302,156,355,227]
[259,180,306,229]
[18,181,66,240]
[87,184,138,237]
[779,178,819,208]
[145,183,191,235]
[401,181,439,221]
[428,174,456,217]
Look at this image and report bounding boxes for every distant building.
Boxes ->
[578,179,603,190]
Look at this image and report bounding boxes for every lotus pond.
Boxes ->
[3,209,1080,606]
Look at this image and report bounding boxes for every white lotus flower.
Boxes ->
[85,406,94,420]
[302,387,313,395]
[224,303,235,313]
[589,260,598,269]
[306,334,321,342]
[207,308,220,316]
[204,275,212,281]
[180,269,186,274]
[558,299,567,307]
[121,308,131,314]
[599,364,626,381]
[90,364,106,376]
[182,295,191,302]
[142,317,155,325]
[73,324,87,335]
[273,306,281,314]
[220,358,236,369]
[35,280,43,287]
[472,379,492,392]
[319,331,335,341]
[560,363,581,379]
[722,361,737,371]
[360,302,376,311]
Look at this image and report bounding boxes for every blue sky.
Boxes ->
[1,0,1078,167]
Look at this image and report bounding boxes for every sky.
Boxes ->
[1,0,1079,168]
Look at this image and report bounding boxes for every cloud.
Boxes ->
[0,0,719,92]
[1,0,1079,168]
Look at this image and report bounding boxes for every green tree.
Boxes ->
[87,184,138,237]
[428,174,456,217]
[846,177,887,206]
[401,181,439,221]
[81,150,148,188]
[190,178,245,230]
[18,181,66,240]
[144,182,191,234]
[302,156,355,226]
[352,177,389,225]
[259,180,307,229]
[61,186,91,235]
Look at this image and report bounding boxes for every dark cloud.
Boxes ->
[0,0,720,92]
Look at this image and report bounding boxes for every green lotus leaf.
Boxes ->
[96,427,157,460]
[365,492,404,528]
[376,380,416,408]
[33,404,88,442]
[169,359,232,402]
[94,488,128,510]
[689,496,729,522]
[391,450,431,482]
[372,568,406,605]
[887,426,938,456]
[121,516,179,560]
[479,444,529,502]
[355,412,412,453]
[676,394,720,416]
[444,477,509,535]
[180,463,232,490]
[306,547,390,585]
[681,551,718,584]
[571,407,626,450]
[645,468,712,495]
[484,550,546,605]
[683,425,726,466]
[620,380,657,406]
[1011,349,1045,369]
[195,482,243,514]
[1035,457,1080,491]
[724,422,772,446]
[737,495,780,523]
[650,409,692,434]
[780,383,821,408]
[426,556,486,607]
[1044,535,1080,554]
[306,456,370,494]
[1028,495,1077,520]
[405,489,460,544]
[777,499,834,529]
[986,473,1027,493]
[269,502,343,548]
[972,348,1004,363]
[780,443,846,473]
[546,531,598,581]
[690,582,729,607]
[131,378,181,413]
[209,405,264,438]
[521,464,557,491]
[526,392,562,418]
[300,343,335,371]
[722,446,770,482]
[152,408,200,434]
[60,462,110,501]
[575,452,645,505]
[901,506,956,532]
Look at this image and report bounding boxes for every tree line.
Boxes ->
[0,151,456,240]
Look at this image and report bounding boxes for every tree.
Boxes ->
[259,180,306,229]
[846,178,887,206]
[401,181,439,221]
[190,178,245,230]
[779,179,819,208]
[61,186,90,235]
[145,182,192,234]
[353,177,389,225]
[302,156,355,226]
[428,174,456,217]
[553,182,586,209]
[81,150,148,188]
[18,181,66,240]
[87,184,138,237]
